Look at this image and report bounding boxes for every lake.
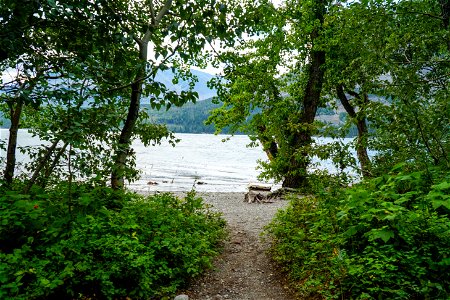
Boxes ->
[0,130,351,192]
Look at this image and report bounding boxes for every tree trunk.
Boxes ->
[357,91,371,176]
[110,1,172,189]
[256,124,279,161]
[43,143,68,180]
[336,84,371,178]
[282,0,326,188]
[282,168,308,189]
[355,118,371,178]
[3,100,23,186]
[23,139,59,192]
[111,45,147,189]
[110,81,141,189]
[440,0,450,50]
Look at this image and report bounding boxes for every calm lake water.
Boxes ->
[0,129,352,192]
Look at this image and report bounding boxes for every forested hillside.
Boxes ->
[142,98,221,133]
[141,98,349,135]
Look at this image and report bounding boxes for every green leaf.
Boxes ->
[433,181,450,191]
[371,228,395,243]
[432,199,450,210]
[344,225,359,237]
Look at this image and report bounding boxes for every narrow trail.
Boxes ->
[180,192,296,300]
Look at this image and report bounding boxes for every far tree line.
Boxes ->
[1,99,349,134]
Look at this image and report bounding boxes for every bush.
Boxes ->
[265,166,450,299]
[0,186,226,299]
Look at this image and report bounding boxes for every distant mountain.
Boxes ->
[154,69,216,101]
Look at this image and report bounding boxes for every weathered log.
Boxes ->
[244,191,265,203]
[244,190,275,203]
[267,187,298,200]
[247,183,272,191]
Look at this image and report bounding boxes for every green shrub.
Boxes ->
[0,186,226,299]
[265,166,450,299]
[265,193,345,299]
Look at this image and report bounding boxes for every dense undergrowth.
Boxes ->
[0,184,226,300]
[266,165,450,299]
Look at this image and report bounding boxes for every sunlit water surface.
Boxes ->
[1,130,356,192]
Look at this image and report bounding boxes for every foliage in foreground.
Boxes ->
[265,166,450,299]
[0,186,226,299]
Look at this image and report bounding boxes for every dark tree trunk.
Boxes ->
[282,0,326,189]
[282,166,309,189]
[109,2,172,189]
[110,80,142,189]
[440,0,450,50]
[3,100,23,186]
[256,83,283,161]
[111,45,147,189]
[355,119,371,178]
[336,84,372,178]
[0,49,7,62]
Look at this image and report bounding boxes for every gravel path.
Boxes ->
[177,192,296,300]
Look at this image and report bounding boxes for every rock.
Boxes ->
[197,181,207,185]
[174,294,189,300]
[147,181,158,185]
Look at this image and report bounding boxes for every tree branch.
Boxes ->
[149,0,156,26]
[346,88,360,100]
[155,0,173,24]
[388,11,444,20]
[105,10,191,94]
[143,0,173,42]
[336,84,357,118]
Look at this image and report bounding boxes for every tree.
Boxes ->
[208,0,328,188]
[210,0,449,187]
[108,0,248,189]
[1,0,253,190]
[320,2,389,178]
[325,0,449,174]
[0,0,136,186]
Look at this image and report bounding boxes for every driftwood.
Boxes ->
[267,187,298,200]
[244,184,273,203]
[244,191,270,203]
[248,183,272,191]
[244,183,299,203]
